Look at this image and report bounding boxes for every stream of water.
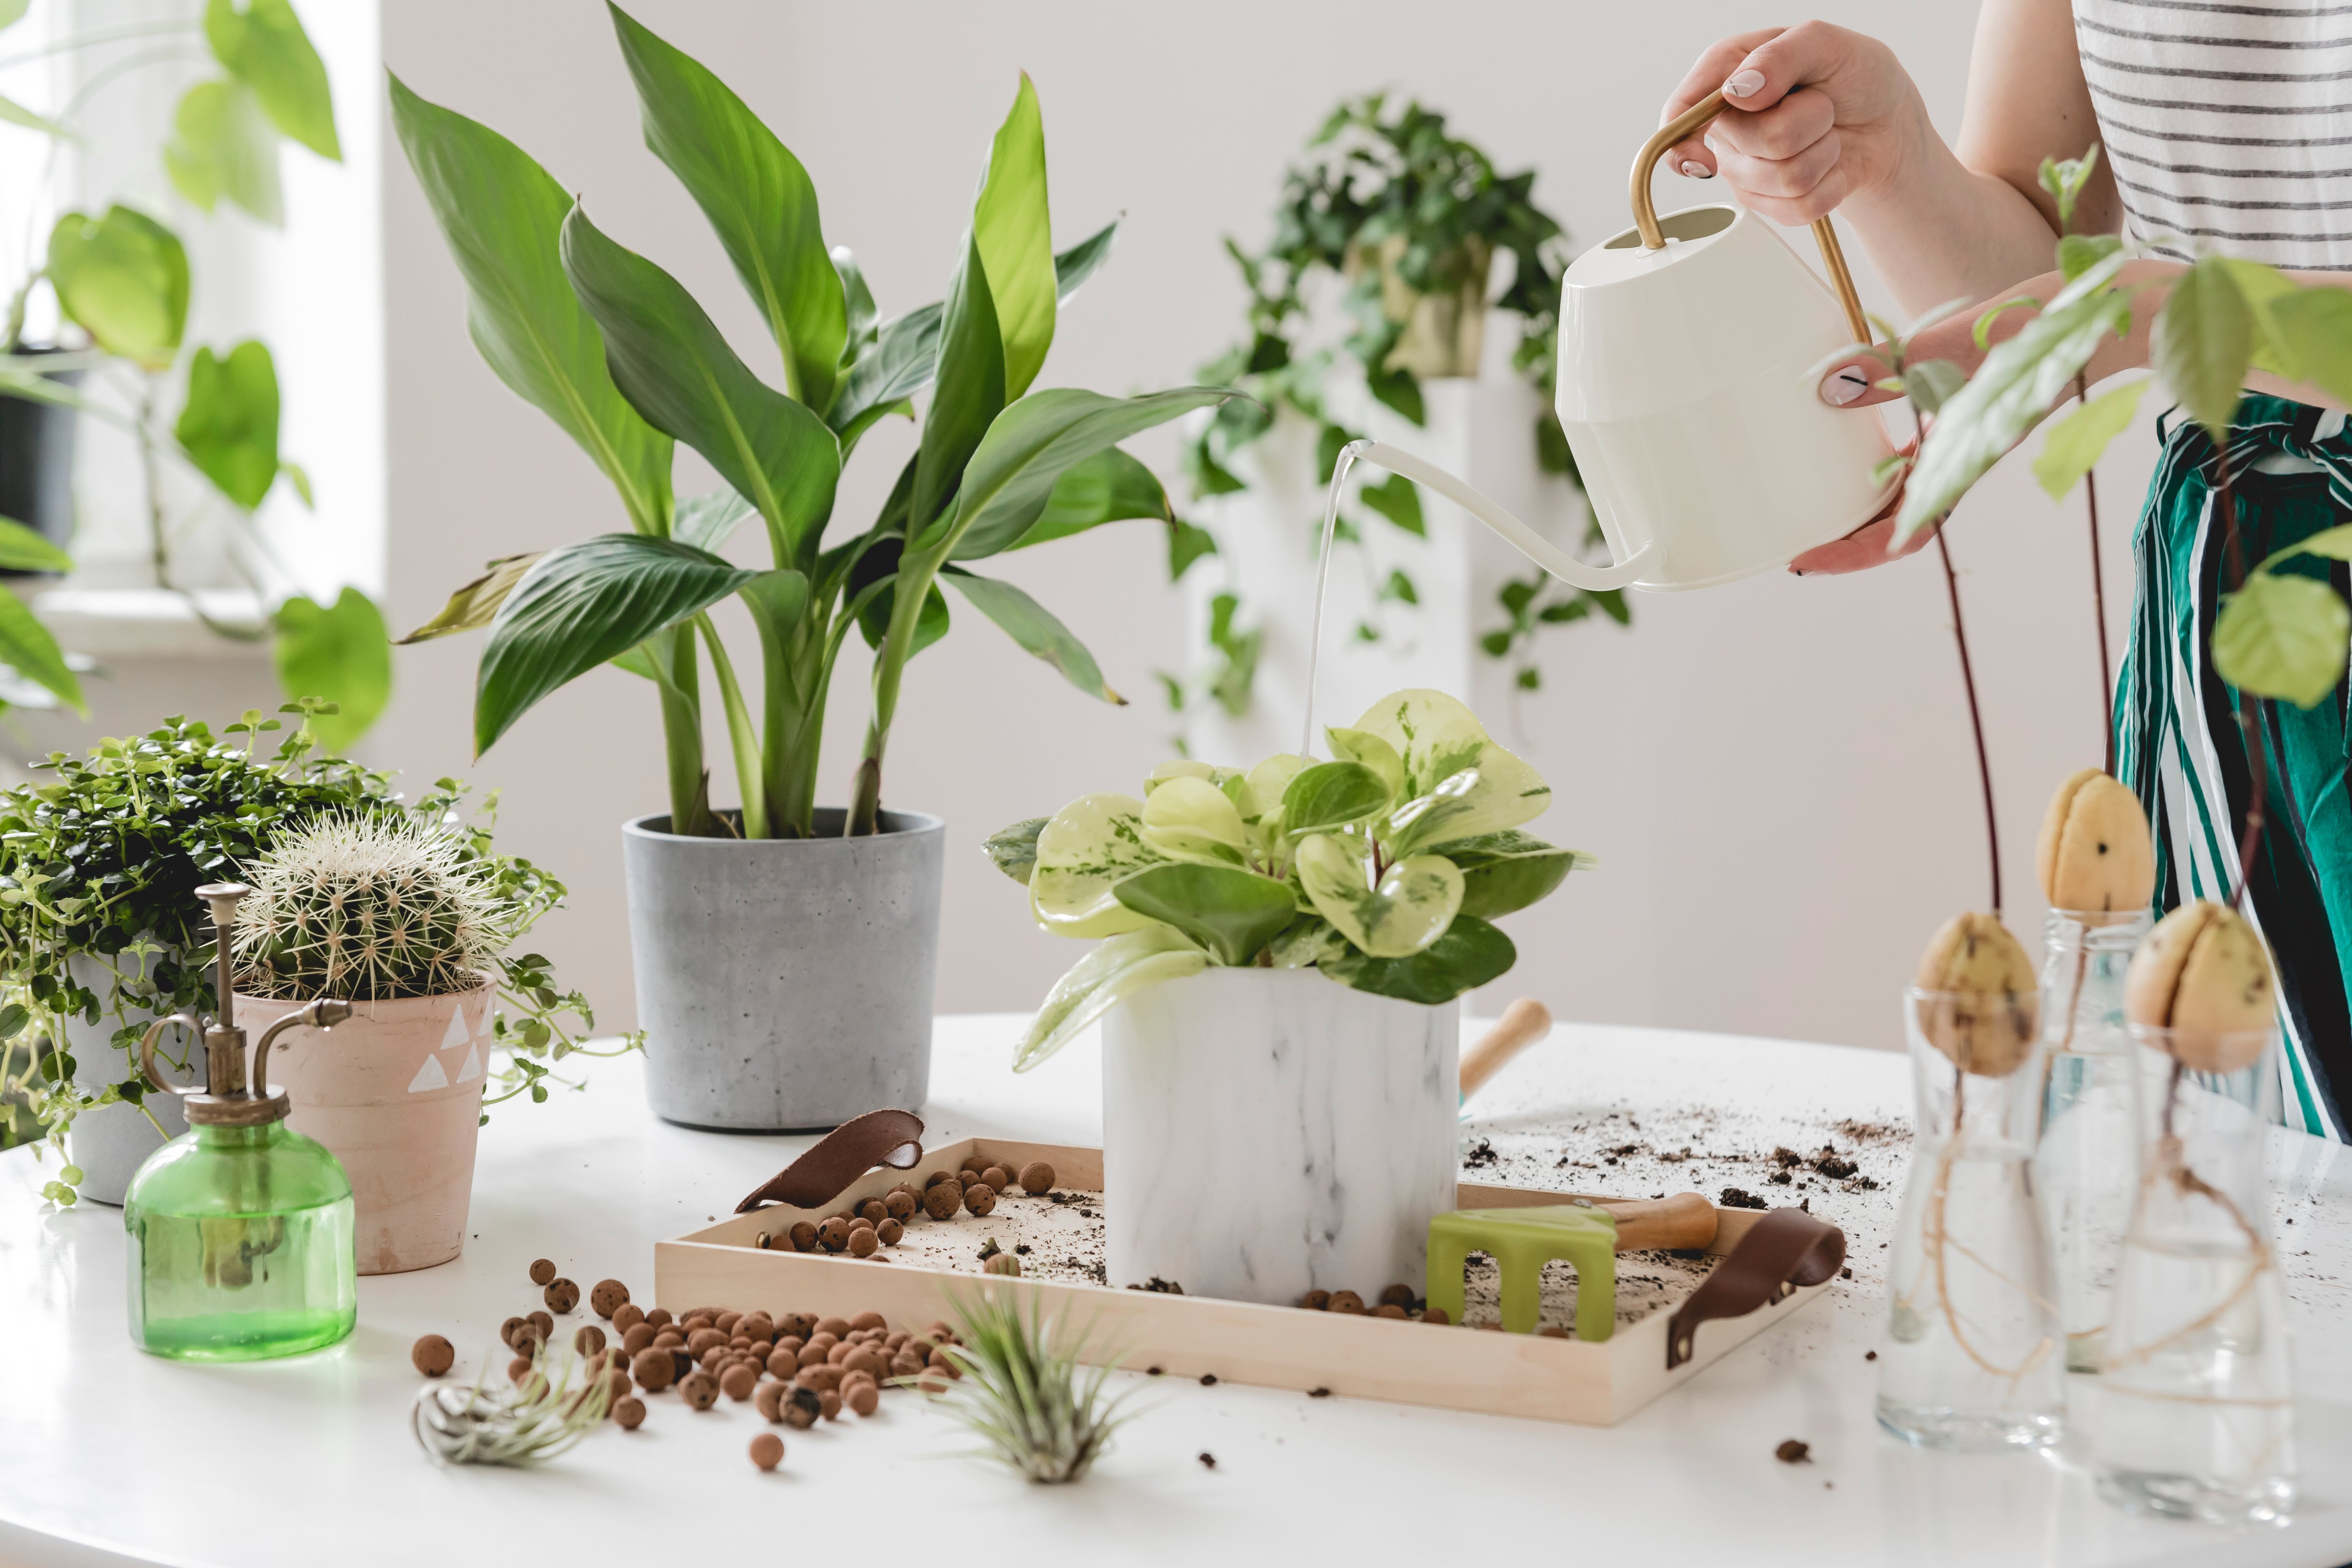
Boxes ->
[1297,442,1364,760]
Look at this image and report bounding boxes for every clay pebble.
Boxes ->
[528,1258,556,1287]
[750,1432,785,1471]
[411,1334,454,1377]
[590,1278,630,1318]
[614,1396,645,1430]
[1017,1161,1056,1194]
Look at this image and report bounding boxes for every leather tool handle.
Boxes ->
[1665,1208,1847,1369]
[1459,997,1551,1102]
[734,1108,925,1214]
[1593,1192,1719,1252]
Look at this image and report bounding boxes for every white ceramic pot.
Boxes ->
[1102,968,1459,1306]
[62,948,191,1207]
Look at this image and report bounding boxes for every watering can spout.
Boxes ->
[1340,440,1659,593]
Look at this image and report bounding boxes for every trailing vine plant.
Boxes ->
[1165,94,1628,736]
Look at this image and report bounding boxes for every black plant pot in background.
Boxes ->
[0,346,79,573]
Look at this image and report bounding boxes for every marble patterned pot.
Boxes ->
[238,982,493,1275]
[1101,967,1460,1305]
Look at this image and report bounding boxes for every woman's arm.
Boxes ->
[1661,0,2112,314]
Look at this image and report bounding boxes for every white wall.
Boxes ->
[373,0,2159,1053]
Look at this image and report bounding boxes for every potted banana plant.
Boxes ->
[391,5,1231,1130]
[989,688,1590,1306]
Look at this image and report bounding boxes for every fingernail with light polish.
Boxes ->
[1821,367,1870,406]
[1724,69,1767,98]
[1679,160,1712,179]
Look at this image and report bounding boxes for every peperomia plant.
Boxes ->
[393,5,1229,838]
[990,688,1590,1068]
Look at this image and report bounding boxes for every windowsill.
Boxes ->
[30,587,273,660]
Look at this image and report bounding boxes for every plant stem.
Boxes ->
[2077,376,2115,775]
[2212,446,2269,910]
[1936,527,2003,913]
[850,545,943,836]
[655,624,711,837]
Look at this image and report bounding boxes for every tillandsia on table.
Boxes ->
[914,1286,1140,1485]
[413,1347,612,1467]
[392,4,1233,841]
[0,1,390,738]
[989,688,1591,1067]
[1169,92,1628,733]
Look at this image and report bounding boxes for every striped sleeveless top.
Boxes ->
[2074,0,2352,269]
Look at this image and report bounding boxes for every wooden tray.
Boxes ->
[657,1136,1837,1427]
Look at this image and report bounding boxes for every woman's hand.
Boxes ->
[1661,23,1932,227]
[1790,298,2010,576]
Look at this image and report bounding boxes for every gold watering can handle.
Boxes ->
[1631,88,1873,348]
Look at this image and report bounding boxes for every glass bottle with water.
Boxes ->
[2095,1028,2294,1525]
[2035,909,2149,1372]
[1878,988,2064,1450]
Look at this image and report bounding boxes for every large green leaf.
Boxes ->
[2258,284,2352,406]
[943,386,1235,561]
[560,202,840,565]
[1895,247,2134,544]
[1141,774,1251,867]
[673,484,757,553]
[1281,760,1392,836]
[175,340,280,509]
[972,72,1054,400]
[608,3,844,412]
[1318,913,1517,1005]
[940,565,1121,703]
[826,225,1115,446]
[913,233,1005,531]
[1053,219,1117,303]
[829,302,938,445]
[476,533,756,754]
[1003,446,1170,552]
[1435,829,1593,919]
[1351,688,1549,844]
[1029,791,1166,937]
[47,207,187,371]
[395,553,541,645]
[2153,255,2255,442]
[983,817,1047,885]
[389,75,673,536]
[0,3,29,32]
[164,80,282,225]
[834,247,878,356]
[205,0,338,159]
[1295,833,1464,959]
[0,585,81,714]
[2212,569,2351,708]
[2032,378,2145,501]
[1013,925,1206,1072]
[273,587,389,752]
[1112,862,1298,966]
[0,517,71,573]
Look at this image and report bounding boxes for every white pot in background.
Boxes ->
[1102,967,1459,1305]
[63,948,190,1207]
[1182,367,1575,763]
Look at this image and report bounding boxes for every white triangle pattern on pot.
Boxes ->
[408,1053,450,1093]
[440,1003,470,1054]
[457,1043,483,1083]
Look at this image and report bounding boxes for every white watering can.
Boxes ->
[1345,88,1898,592]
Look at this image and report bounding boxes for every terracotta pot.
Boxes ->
[235,981,493,1275]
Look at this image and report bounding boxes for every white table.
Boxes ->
[3,1018,2346,1568]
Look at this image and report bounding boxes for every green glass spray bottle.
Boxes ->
[123,882,355,1361]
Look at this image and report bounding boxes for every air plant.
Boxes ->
[917,1287,1142,1484]
[411,1350,611,1467]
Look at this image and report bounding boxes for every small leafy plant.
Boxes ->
[393,5,1226,839]
[992,688,1589,1067]
[0,1,388,742]
[919,1287,1140,1484]
[1173,93,1624,726]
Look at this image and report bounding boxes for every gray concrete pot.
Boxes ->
[63,949,195,1207]
[622,807,943,1131]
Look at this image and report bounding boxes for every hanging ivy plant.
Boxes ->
[1161,93,1628,738]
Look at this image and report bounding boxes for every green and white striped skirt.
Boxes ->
[2117,393,2352,1141]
